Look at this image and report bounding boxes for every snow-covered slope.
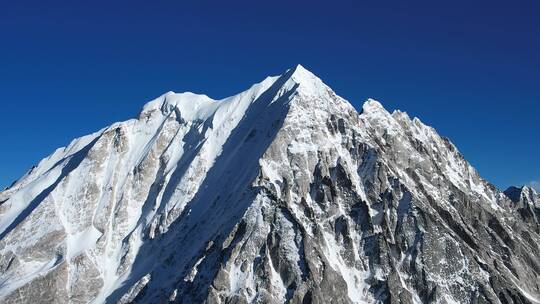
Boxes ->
[0,65,539,304]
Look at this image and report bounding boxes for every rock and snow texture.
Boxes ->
[0,65,539,304]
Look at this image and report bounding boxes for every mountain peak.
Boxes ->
[360,98,393,121]
[138,65,332,122]
[282,64,330,97]
[288,64,314,79]
[505,185,538,203]
[362,98,386,112]
[2,66,540,304]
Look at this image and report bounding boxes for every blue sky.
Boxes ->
[1,0,539,190]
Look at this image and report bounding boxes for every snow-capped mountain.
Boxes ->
[0,65,539,304]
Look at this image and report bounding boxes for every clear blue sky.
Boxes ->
[1,0,539,191]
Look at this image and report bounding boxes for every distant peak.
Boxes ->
[522,185,538,196]
[504,185,537,203]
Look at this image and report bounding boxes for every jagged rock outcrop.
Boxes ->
[0,65,539,303]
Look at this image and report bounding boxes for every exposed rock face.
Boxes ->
[0,65,539,304]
